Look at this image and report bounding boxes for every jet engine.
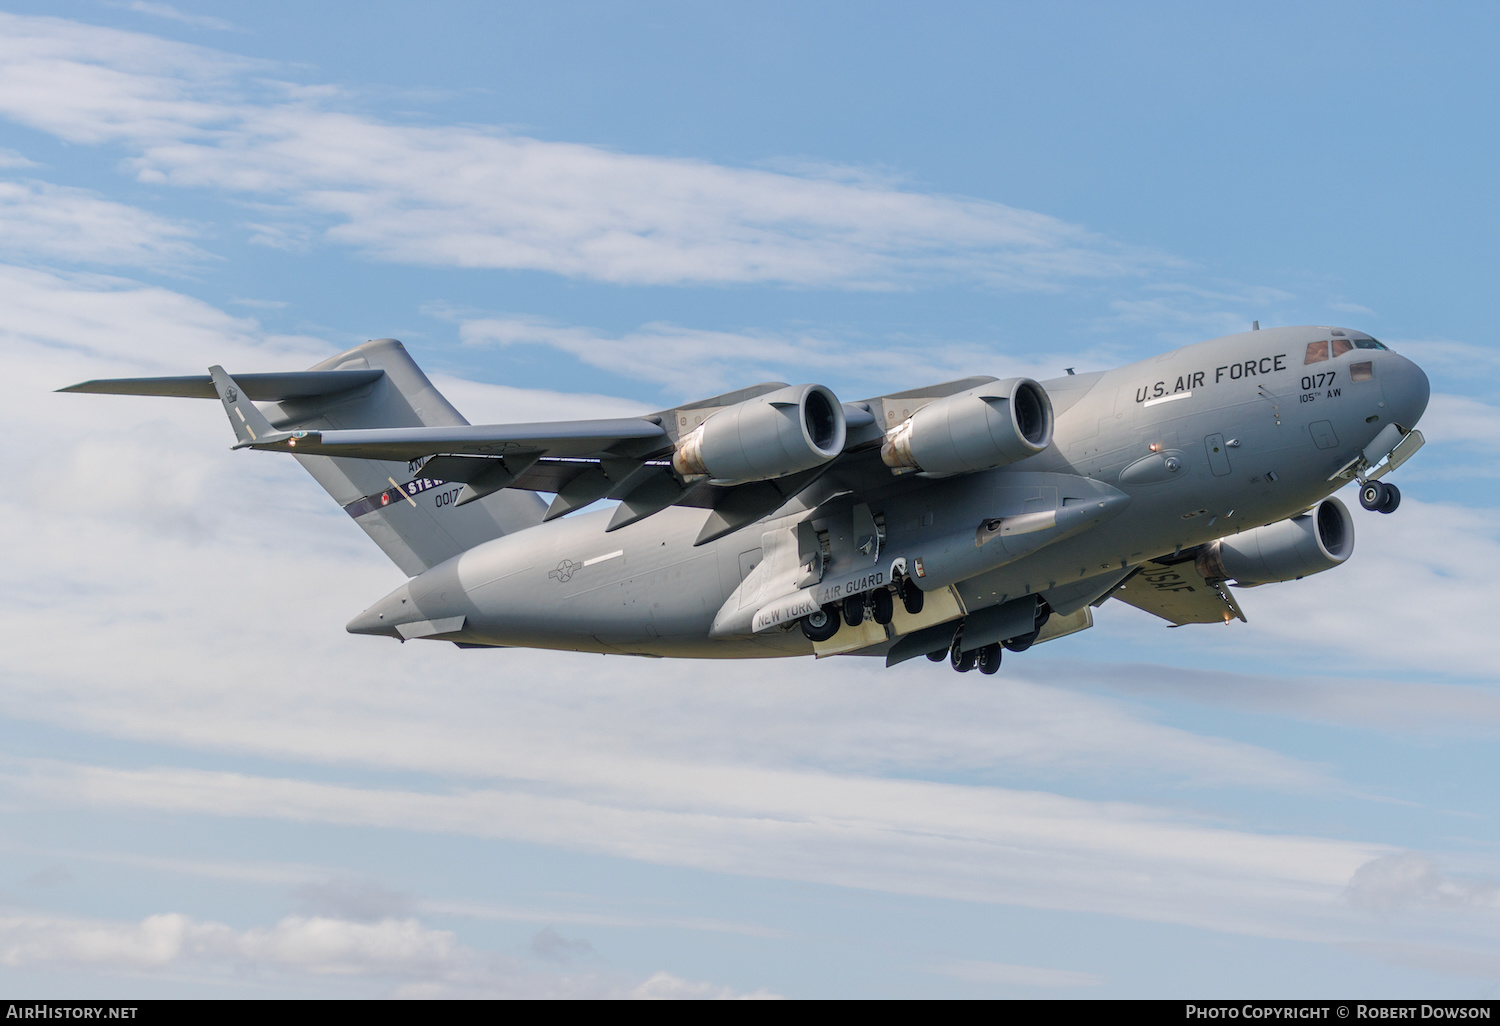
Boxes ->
[671,383,847,485]
[1195,497,1355,586]
[880,378,1053,476]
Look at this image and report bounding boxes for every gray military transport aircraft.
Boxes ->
[62,325,1428,672]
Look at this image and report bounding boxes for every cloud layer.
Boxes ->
[0,13,1162,289]
[0,910,766,998]
[5,258,1497,979]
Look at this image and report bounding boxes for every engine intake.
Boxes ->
[1196,497,1355,586]
[672,383,846,485]
[881,378,1053,476]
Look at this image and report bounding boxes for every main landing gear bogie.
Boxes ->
[797,575,932,646]
[1358,480,1402,514]
[948,641,1003,675]
[842,598,865,627]
[950,645,978,673]
[803,577,913,642]
[945,600,1052,674]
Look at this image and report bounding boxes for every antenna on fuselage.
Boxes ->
[1252,321,1260,331]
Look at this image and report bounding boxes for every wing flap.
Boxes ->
[1110,557,1246,626]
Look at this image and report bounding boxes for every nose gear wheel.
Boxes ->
[1359,480,1402,514]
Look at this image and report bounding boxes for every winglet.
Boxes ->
[208,365,283,448]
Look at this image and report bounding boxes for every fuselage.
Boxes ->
[347,326,1430,658]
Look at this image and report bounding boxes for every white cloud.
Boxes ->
[104,2,239,32]
[0,178,202,266]
[0,909,762,997]
[1044,661,1500,738]
[629,971,778,999]
[1105,282,1296,343]
[452,313,1098,397]
[0,757,1393,943]
[1345,854,1497,914]
[419,899,787,941]
[929,959,1105,989]
[1420,393,1500,451]
[0,13,1165,289]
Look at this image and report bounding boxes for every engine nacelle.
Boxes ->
[1196,497,1355,586]
[672,383,846,485]
[880,378,1053,476]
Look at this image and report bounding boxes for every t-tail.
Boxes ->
[60,339,546,574]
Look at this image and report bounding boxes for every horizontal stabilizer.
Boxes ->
[58,369,384,400]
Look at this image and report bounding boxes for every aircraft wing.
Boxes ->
[63,366,1008,543]
[250,420,670,461]
[62,371,671,460]
[1108,556,1247,626]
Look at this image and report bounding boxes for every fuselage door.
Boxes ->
[1205,433,1232,477]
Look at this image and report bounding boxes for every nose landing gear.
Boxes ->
[1359,480,1402,514]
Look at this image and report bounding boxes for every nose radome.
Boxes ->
[1384,353,1431,428]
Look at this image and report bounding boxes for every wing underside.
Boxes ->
[1108,556,1247,626]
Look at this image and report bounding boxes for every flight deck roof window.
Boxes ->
[1304,340,1330,364]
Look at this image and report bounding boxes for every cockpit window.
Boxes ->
[1350,361,1374,382]
[1304,340,1329,364]
[1331,338,1354,357]
[1353,338,1387,350]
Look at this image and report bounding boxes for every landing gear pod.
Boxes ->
[672,383,846,485]
[880,378,1053,476]
[1196,497,1355,586]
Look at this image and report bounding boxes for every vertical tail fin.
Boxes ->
[265,339,545,575]
[208,365,280,445]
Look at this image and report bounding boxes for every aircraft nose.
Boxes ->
[1383,352,1430,428]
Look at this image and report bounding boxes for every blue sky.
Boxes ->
[0,1,1497,997]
